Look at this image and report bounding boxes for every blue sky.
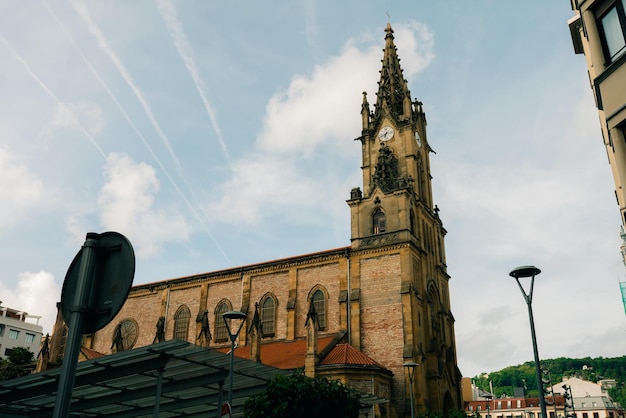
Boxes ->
[1,1,624,378]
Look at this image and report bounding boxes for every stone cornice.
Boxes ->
[130,247,351,294]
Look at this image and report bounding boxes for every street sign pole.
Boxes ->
[52,231,135,418]
[53,233,99,418]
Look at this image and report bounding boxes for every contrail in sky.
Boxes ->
[156,0,230,159]
[41,1,231,263]
[71,0,185,175]
[0,33,106,159]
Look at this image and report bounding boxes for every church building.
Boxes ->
[48,23,462,417]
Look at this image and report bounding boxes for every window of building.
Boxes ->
[173,305,191,341]
[497,401,502,409]
[0,324,4,337]
[24,333,35,343]
[582,413,588,418]
[550,412,555,418]
[477,405,482,411]
[469,406,473,411]
[592,402,598,408]
[8,329,19,340]
[373,209,386,234]
[597,0,626,62]
[593,413,599,418]
[311,289,326,330]
[215,301,231,342]
[261,295,276,337]
[516,400,521,408]
[507,401,511,408]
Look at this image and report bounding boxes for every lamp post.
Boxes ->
[484,393,493,418]
[223,310,247,414]
[403,362,419,418]
[509,265,547,418]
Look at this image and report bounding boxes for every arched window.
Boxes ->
[373,209,386,234]
[173,305,191,341]
[261,295,276,337]
[311,289,326,330]
[214,301,231,342]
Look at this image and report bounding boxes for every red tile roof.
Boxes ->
[320,343,385,368]
[80,346,105,359]
[218,337,389,372]
[218,336,337,369]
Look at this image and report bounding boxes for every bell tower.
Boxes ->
[348,23,435,250]
[347,23,461,413]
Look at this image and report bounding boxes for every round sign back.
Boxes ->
[61,232,135,334]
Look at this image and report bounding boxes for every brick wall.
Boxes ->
[295,262,342,338]
[249,271,289,339]
[359,252,405,411]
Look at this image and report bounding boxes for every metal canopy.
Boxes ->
[0,340,288,418]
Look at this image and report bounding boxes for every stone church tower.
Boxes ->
[46,23,461,417]
[346,22,461,413]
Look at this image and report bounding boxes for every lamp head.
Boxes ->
[222,310,247,341]
[223,310,247,321]
[403,362,419,369]
[509,265,541,279]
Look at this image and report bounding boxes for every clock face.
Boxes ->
[378,126,394,141]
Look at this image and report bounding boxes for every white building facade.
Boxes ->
[0,303,43,357]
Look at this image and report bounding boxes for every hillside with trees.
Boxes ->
[471,356,626,406]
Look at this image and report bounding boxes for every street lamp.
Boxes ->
[223,310,247,413]
[484,393,493,418]
[403,362,419,418]
[509,265,547,418]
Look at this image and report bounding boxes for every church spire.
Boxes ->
[374,23,412,122]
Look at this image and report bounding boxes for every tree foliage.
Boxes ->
[0,347,35,381]
[417,408,470,418]
[471,356,626,405]
[243,371,362,418]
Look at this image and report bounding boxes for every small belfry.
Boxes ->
[348,22,435,250]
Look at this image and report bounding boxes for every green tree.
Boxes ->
[417,408,469,418]
[0,347,35,381]
[243,372,362,418]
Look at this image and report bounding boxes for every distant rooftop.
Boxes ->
[0,303,42,326]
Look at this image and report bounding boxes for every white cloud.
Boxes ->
[98,153,190,258]
[211,23,435,227]
[0,271,60,336]
[0,147,46,228]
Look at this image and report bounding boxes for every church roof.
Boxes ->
[219,335,337,369]
[320,343,386,368]
[79,346,106,360]
[220,336,390,373]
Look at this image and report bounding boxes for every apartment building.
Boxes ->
[0,303,43,357]
[568,0,626,230]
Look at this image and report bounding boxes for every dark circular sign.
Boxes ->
[61,232,135,334]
